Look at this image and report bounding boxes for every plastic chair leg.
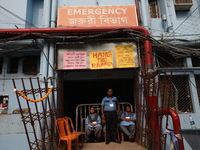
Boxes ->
[75,138,79,150]
[57,139,61,150]
[67,140,72,150]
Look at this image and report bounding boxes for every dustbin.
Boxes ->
[179,129,200,150]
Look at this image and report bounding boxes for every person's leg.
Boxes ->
[129,125,136,137]
[120,125,131,137]
[94,125,103,142]
[110,113,118,140]
[105,113,111,143]
[85,126,93,142]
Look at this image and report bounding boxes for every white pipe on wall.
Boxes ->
[48,0,57,78]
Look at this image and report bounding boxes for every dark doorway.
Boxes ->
[63,78,135,121]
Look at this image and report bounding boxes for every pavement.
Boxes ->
[60,141,147,150]
[79,141,147,150]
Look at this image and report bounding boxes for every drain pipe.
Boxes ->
[40,0,51,148]
[168,108,184,150]
[48,0,57,79]
[48,0,57,111]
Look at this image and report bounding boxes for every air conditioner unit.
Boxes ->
[174,0,193,11]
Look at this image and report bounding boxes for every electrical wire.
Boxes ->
[0,5,38,28]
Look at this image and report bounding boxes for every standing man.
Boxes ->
[119,105,136,142]
[101,88,121,144]
[85,107,102,143]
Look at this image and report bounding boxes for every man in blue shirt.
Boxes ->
[85,107,102,143]
[120,105,136,142]
[101,88,121,144]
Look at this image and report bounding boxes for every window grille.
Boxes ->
[148,0,160,18]
[160,75,193,113]
[194,75,200,105]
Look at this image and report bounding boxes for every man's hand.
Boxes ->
[102,114,105,123]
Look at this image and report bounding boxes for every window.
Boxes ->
[156,52,184,68]
[192,57,200,67]
[149,0,160,18]
[9,57,20,73]
[174,0,193,11]
[23,56,40,74]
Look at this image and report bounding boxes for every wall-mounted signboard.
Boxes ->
[57,5,138,27]
[56,41,139,70]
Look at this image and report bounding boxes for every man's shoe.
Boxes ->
[128,136,133,142]
[105,139,110,144]
[112,139,121,144]
[96,138,101,142]
[86,140,90,143]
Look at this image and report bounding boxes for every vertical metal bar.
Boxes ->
[21,78,40,149]
[12,79,32,150]
[43,77,54,149]
[50,77,56,110]
[49,77,57,150]
[29,78,45,144]
[76,105,79,131]
[36,77,51,141]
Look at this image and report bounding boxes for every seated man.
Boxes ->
[119,105,136,142]
[85,107,102,143]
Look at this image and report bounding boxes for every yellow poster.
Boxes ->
[90,51,114,69]
[115,45,135,68]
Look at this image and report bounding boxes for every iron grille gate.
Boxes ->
[135,71,173,150]
[12,77,63,150]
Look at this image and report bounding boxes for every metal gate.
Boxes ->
[12,77,64,150]
[135,71,173,150]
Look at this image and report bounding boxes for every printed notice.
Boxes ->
[115,45,135,68]
[90,51,114,69]
[63,51,87,69]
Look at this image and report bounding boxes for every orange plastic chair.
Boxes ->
[63,117,83,146]
[56,118,79,150]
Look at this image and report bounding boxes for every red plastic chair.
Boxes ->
[63,117,83,146]
[56,118,79,150]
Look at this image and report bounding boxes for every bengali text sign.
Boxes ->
[90,51,114,69]
[57,5,138,27]
[63,51,87,69]
[115,45,135,68]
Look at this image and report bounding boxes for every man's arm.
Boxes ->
[117,104,120,114]
[97,115,101,124]
[101,105,105,121]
